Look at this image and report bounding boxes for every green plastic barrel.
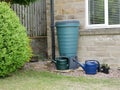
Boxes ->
[56,20,80,57]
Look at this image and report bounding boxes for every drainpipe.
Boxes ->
[50,0,55,61]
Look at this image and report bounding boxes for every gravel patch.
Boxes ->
[23,61,120,78]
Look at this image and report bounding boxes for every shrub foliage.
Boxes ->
[0,2,32,77]
[12,0,38,5]
[1,0,38,5]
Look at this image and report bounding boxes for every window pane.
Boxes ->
[109,0,120,24]
[89,0,104,24]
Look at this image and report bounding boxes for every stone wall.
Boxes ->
[79,30,120,68]
[46,0,52,59]
[46,0,120,68]
[30,38,47,60]
[54,0,85,29]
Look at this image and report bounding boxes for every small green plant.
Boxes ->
[0,2,32,77]
[100,64,110,74]
[101,64,110,69]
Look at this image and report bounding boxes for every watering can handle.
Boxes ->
[54,56,69,64]
[86,60,101,72]
[95,60,101,72]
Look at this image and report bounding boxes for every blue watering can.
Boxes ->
[80,60,101,74]
[72,59,100,74]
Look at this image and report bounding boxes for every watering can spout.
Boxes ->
[79,63,86,71]
[72,58,86,71]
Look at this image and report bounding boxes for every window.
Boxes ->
[86,0,120,29]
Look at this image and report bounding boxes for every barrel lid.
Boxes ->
[55,20,80,25]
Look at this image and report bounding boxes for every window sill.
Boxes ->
[80,28,120,36]
[85,25,120,29]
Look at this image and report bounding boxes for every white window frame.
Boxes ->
[85,0,120,29]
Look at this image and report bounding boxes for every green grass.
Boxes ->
[0,70,120,90]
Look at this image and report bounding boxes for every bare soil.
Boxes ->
[23,61,120,78]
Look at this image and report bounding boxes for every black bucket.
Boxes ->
[55,57,69,70]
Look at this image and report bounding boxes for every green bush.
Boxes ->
[0,2,32,77]
[1,0,38,5]
[12,0,38,5]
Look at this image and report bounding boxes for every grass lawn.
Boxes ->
[0,70,120,90]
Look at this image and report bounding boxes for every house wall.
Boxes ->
[46,0,120,68]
